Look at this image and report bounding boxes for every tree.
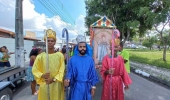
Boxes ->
[142,36,157,50]
[132,32,144,45]
[142,39,151,48]
[154,14,170,61]
[85,0,170,43]
[137,0,170,61]
[85,0,140,41]
[85,0,170,62]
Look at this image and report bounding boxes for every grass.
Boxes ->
[126,49,170,70]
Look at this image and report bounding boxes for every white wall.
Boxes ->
[0,37,34,66]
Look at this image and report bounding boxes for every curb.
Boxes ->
[130,67,170,88]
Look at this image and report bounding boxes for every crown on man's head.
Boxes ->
[76,35,86,43]
[44,29,57,41]
[109,29,121,46]
[110,38,120,46]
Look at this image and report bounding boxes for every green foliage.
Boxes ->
[126,20,140,29]
[142,40,151,48]
[142,36,157,49]
[156,30,170,46]
[85,0,170,40]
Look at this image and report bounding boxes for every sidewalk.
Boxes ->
[12,62,37,100]
[130,61,170,88]
[13,85,37,100]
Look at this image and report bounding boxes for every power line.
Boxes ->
[38,0,77,34]
[40,0,77,33]
[52,0,75,23]
[41,0,75,26]
[53,0,75,25]
[47,0,74,25]
[42,0,70,25]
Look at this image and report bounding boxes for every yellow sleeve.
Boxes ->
[32,54,44,85]
[54,53,65,83]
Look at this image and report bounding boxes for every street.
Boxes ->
[13,72,170,100]
[0,1,170,100]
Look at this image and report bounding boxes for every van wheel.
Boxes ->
[0,88,12,100]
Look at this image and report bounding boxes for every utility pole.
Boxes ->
[15,0,24,67]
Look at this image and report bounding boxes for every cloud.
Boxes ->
[0,0,15,29]
[0,0,87,40]
[75,15,87,36]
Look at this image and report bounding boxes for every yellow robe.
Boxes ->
[32,52,65,100]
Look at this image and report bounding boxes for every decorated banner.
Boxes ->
[89,16,120,65]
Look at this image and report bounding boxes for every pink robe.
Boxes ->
[100,55,132,100]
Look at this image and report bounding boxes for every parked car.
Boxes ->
[131,44,138,49]
[138,45,147,49]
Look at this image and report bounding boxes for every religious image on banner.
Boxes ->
[97,34,110,64]
[93,28,112,65]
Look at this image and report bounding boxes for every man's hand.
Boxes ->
[124,85,129,90]
[45,78,53,84]
[104,68,115,75]
[91,88,95,97]
[41,72,50,79]
[124,59,128,63]
[108,68,114,74]
[64,79,70,87]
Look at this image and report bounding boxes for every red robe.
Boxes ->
[100,55,132,100]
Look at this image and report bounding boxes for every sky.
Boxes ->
[0,0,87,40]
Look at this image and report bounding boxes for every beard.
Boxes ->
[79,49,86,55]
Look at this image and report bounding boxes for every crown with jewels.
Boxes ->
[44,29,57,41]
[76,35,86,43]
[110,29,121,46]
[110,38,120,46]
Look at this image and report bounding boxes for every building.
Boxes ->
[0,28,43,66]
[0,28,43,48]
[0,28,15,38]
[0,28,41,42]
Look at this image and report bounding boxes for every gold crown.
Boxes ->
[44,29,57,41]
[110,38,120,46]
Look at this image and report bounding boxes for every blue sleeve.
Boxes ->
[65,59,75,87]
[88,59,99,86]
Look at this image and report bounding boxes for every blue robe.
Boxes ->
[66,54,99,100]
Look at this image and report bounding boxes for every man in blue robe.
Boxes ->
[64,41,99,100]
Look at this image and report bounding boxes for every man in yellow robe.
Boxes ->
[32,29,65,100]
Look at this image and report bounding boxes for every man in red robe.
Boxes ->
[100,39,132,100]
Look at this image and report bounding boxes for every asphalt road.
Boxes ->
[93,73,170,100]
[13,73,170,100]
